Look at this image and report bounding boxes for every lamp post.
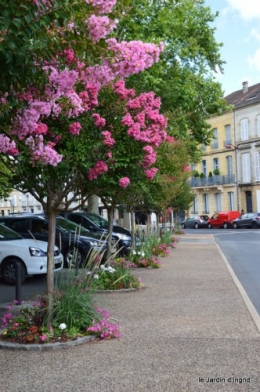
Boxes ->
[225,143,239,211]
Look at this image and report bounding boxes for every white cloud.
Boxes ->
[250,28,260,41]
[247,48,260,71]
[227,0,260,20]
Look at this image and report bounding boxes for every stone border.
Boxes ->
[0,334,97,351]
[94,287,143,293]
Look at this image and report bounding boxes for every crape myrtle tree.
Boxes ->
[78,80,168,259]
[118,138,194,234]
[116,0,229,148]
[0,0,168,322]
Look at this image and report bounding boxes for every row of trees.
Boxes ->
[0,0,228,322]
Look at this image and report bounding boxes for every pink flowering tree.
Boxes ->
[0,0,166,322]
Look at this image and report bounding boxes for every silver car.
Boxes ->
[181,215,209,229]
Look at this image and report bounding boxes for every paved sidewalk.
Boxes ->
[1,234,260,391]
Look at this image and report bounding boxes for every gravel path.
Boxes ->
[1,235,260,392]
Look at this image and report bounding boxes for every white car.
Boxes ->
[0,224,63,284]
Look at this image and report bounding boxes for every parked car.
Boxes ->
[62,211,135,255]
[181,215,209,229]
[0,223,63,284]
[232,212,260,229]
[207,211,240,229]
[0,214,107,268]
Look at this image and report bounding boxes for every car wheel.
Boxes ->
[1,259,26,285]
[223,223,228,229]
[233,222,238,229]
[181,223,185,229]
[207,223,212,229]
[64,248,85,269]
[194,222,199,229]
[252,221,257,229]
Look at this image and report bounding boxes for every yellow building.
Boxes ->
[188,81,260,217]
[189,108,238,217]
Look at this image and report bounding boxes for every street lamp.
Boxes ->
[226,143,239,211]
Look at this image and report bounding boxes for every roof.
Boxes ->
[225,82,260,109]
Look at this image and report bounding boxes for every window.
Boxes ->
[193,196,198,214]
[203,193,209,213]
[242,153,251,182]
[228,192,234,210]
[241,119,249,140]
[213,158,219,171]
[211,128,218,149]
[202,160,207,176]
[227,156,233,179]
[225,124,231,145]
[215,193,221,211]
[255,152,260,181]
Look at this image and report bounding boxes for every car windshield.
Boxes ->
[86,213,108,229]
[0,223,23,241]
[56,217,91,236]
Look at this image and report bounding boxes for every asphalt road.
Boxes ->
[185,228,260,315]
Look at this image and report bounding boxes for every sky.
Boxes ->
[205,0,260,96]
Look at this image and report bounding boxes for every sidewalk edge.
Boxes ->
[215,240,260,334]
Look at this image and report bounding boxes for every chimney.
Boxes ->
[242,81,248,93]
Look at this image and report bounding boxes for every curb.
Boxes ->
[0,334,97,351]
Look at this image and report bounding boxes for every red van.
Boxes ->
[207,211,240,229]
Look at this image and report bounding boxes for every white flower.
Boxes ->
[59,323,66,330]
[132,250,136,255]
[100,265,105,270]
[87,271,91,275]
[107,266,115,273]
[141,252,145,257]
[93,274,99,279]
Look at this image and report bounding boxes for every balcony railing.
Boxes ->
[189,174,235,188]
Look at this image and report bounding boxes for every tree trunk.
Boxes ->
[46,203,57,328]
[87,195,99,214]
[130,210,135,249]
[106,206,114,262]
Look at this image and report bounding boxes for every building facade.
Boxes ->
[188,81,260,217]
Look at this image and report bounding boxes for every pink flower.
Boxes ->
[69,122,82,135]
[144,168,158,179]
[119,177,130,188]
[41,334,47,342]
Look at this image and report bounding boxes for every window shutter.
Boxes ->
[242,153,251,182]
[255,152,260,181]
[241,119,248,140]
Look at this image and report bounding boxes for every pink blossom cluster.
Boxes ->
[144,168,158,179]
[0,135,19,156]
[25,136,62,166]
[119,177,130,188]
[102,131,115,146]
[113,80,135,100]
[88,307,121,339]
[183,164,191,172]
[122,92,168,147]
[142,145,156,168]
[86,15,118,42]
[92,113,106,128]
[69,122,82,135]
[85,0,117,14]
[106,39,164,78]
[88,160,108,180]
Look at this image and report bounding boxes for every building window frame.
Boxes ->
[241,118,249,141]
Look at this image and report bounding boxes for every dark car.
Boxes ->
[63,211,134,255]
[232,212,260,229]
[181,215,209,229]
[0,214,107,268]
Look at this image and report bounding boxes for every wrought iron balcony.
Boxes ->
[189,174,235,188]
